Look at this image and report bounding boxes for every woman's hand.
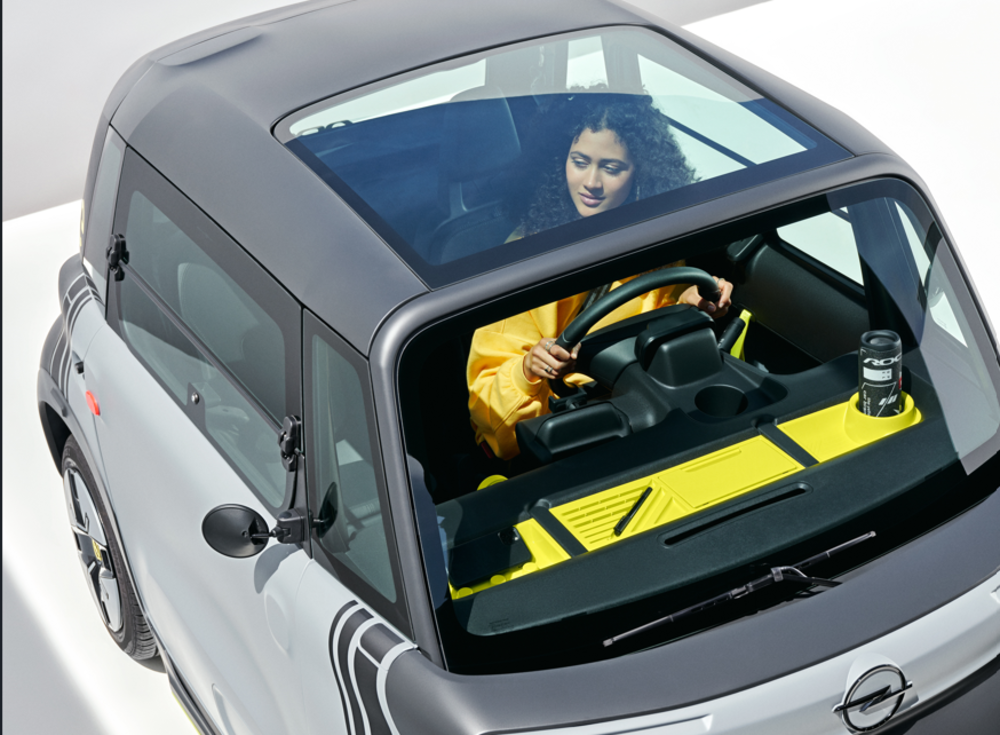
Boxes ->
[523,338,581,382]
[679,276,733,319]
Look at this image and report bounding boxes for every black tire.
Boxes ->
[62,435,158,660]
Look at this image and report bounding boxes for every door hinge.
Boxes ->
[106,234,128,281]
[278,415,302,472]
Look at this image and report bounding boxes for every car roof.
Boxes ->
[108,0,895,354]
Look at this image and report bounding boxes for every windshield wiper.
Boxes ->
[604,531,876,647]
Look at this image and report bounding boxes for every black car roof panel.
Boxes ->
[108,0,896,351]
[115,0,645,133]
[116,81,427,354]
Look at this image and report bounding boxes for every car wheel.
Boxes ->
[61,435,158,660]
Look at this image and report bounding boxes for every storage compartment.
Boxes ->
[695,385,749,417]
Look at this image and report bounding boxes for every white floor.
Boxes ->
[0,0,288,221]
[3,2,999,734]
[2,202,195,735]
[689,0,1000,323]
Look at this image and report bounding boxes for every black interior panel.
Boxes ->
[736,242,868,362]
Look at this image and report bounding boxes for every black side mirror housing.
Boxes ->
[202,505,309,558]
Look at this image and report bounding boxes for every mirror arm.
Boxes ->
[251,507,310,544]
[274,508,310,544]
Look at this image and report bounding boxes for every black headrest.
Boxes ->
[440,86,520,182]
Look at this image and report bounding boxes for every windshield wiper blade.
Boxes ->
[603,531,876,647]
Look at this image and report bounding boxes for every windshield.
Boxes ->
[398,178,1000,673]
[276,26,847,287]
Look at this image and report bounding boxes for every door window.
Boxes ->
[109,149,301,509]
[566,35,608,88]
[894,202,966,345]
[305,312,407,632]
[777,210,863,285]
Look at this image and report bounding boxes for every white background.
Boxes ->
[2,1,998,734]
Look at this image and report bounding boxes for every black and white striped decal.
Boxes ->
[329,601,415,735]
[50,271,98,395]
[62,270,98,334]
[49,326,71,395]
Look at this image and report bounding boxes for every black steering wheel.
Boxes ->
[549,267,722,396]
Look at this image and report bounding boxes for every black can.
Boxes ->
[858,330,903,416]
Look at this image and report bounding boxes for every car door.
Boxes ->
[86,146,309,735]
[292,311,415,735]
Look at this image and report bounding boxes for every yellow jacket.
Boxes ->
[467,274,687,459]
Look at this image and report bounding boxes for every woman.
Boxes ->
[468,92,733,460]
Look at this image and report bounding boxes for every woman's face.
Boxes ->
[565,127,635,218]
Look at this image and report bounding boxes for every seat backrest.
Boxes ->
[439,85,521,188]
[431,206,514,264]
[736,240,868,362]
[413,86,521,263]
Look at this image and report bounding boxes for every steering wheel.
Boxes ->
[549,267,722,396]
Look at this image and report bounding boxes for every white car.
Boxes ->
[38,1,999,733]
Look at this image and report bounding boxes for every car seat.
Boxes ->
[412,85,520,264]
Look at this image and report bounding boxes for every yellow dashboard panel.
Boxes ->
[551,436,802,551]
[449,394,921,599]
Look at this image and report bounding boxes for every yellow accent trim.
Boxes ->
[514,518,572,569]
[550,479,691,550]
[92,538,103,562]
[172,692,201,732]
[551,436,800,551]
[477,474,508,490]
[731,309,753,360]
[656,436,801,508]
[778,393,921,463]
[447,518,571,599]
[450,394,920,598]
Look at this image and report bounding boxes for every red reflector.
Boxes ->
[85,391,100,416]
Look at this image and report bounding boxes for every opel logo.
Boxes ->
[834,664,912,732]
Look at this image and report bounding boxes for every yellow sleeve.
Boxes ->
[467,294,584,460]
[466,262,688,460]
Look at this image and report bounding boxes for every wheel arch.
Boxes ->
[39,400,72,470]
[37,366,156,655]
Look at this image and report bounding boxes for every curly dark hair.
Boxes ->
[512,90,697,236]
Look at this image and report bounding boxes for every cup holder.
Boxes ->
[695,385,749,417]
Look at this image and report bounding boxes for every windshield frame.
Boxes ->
[391,176,1000,674]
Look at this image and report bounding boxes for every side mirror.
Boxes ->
[202,504,310,558]
[202,505,269,558]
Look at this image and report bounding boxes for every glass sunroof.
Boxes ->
[276,26,848,288]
